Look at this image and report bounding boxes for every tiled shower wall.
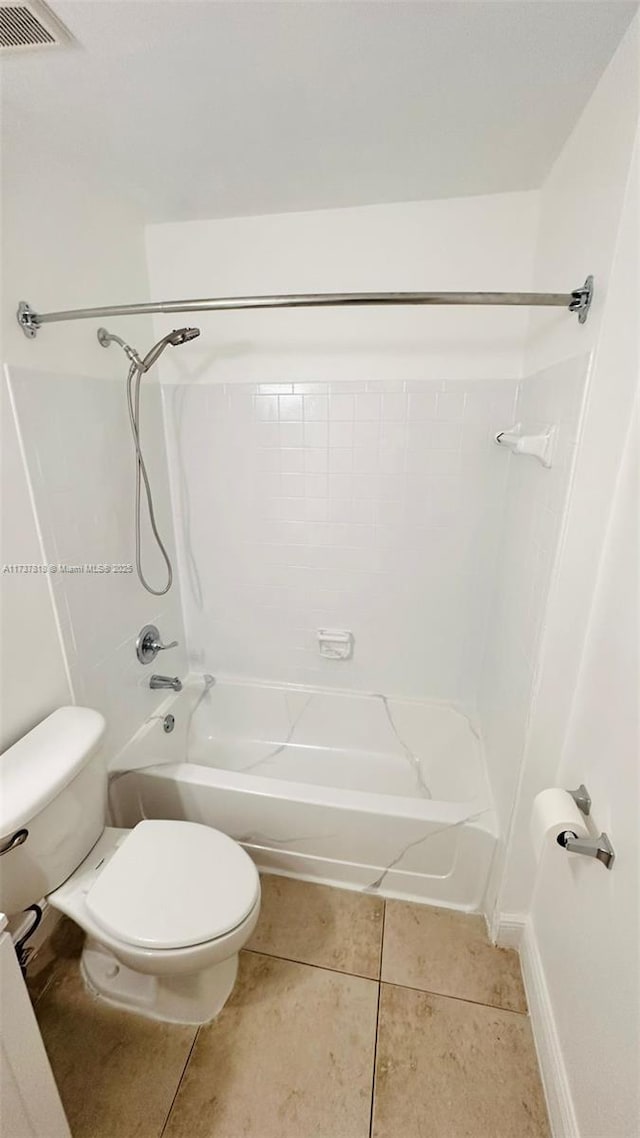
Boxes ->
[163,377,518,706]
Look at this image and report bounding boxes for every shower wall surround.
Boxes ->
[478,353,589,831]
[162,375,517,705]
[5,367,187,756]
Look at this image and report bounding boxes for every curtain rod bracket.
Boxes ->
[569,275,594,324]
[17,301,39,339]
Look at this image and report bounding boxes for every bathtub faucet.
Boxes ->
[150,675,183,692]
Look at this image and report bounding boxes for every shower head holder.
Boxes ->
[97,326,142,367]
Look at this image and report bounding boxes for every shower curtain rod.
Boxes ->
[17,276,593,338]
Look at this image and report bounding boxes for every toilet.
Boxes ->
[0,706,260,1024]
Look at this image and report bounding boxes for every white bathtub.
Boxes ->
[109,677,498,911]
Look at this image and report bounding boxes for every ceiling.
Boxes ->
[2,0,637,222]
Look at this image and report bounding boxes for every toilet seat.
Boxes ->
[85,819,260,950]
[48,823,261,1023]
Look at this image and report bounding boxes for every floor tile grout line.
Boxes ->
[379,977,529,1016]
[242,946,380,983]
[159,1026,201,1138]
[368,900,386,1138]
[368,982,382,1138]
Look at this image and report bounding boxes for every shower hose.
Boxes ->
[126,360,173,596]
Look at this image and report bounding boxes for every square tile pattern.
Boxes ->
[162,377,520,702]
[32,876,549,1138]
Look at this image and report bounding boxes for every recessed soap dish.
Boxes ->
[495,422,557,468]
[317,629,354,661]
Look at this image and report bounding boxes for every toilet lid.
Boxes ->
[86,819,260,950]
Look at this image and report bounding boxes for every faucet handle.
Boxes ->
[152,637,178,653]
[136,624,179,665]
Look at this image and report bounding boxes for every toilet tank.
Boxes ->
[0,707,107,916]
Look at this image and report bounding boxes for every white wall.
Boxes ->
[147,192,540,703]
[0,132,185,754]
[1,145,152,378]
[484,16,639,1135]
[531,397,638,1138]
[146,192,539,385]
[495,15,639,922]
[0,369,72,749]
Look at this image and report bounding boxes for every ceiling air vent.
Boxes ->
[0,1,71,51]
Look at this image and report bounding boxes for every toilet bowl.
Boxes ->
[49,820,261,1024]
[1,707,261,1025]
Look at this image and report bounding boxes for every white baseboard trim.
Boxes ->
[520,919,580,1138]
[492,910,527,948]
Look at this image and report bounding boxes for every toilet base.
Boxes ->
[81,937,238,1025]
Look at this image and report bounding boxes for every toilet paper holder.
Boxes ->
[559,783,614,869]
[556,830,615,870]
[568,783,591,815]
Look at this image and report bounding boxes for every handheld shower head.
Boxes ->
[141,326,201,371]
[167,327,200,346]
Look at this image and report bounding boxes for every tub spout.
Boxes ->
[150,675,182,692]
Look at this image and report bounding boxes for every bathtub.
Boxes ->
[109,677,498,911]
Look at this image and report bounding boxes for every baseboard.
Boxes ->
[520,919,580,1138]
[491,910,527,948]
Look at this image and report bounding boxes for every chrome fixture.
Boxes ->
[136,624,178,665]
[97,326,200,596]
[98,325,200,374]
[150,675,183,692]
[557,785,613,868]
[163,714,175,733]
[16,276,594,339]
[556,829,615,870]
[0,828,29,856]
[97,327,142,367]
[134,326,200,372]
[568,783,592,816]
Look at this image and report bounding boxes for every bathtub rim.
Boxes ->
[110,760,498,835]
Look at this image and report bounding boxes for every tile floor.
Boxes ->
[31,874,550,1138]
